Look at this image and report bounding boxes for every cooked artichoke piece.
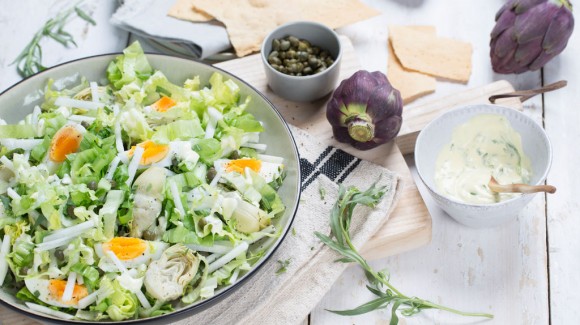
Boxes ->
[144,244,200,301]
[130,166,166,238]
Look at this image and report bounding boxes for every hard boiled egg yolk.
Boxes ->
[226,158,262,174]
[48,279,88,304]
[49,125,83,162]
[129,140,170,165]
[151,96,176,112]
[103,237,147,261]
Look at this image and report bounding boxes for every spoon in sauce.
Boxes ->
[488,176,557,194]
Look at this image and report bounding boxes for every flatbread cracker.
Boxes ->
[390,27,472,83]
[388,26,436,104]
[191,0,380,57]
[168,0,213,22]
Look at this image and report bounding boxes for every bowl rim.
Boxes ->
[0,52,302,324]
[414,103,553,208]
[260,20,343,81]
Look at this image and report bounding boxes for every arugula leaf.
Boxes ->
[315,181,493,324]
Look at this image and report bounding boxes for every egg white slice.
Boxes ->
[95,238,168,272]
[214,158,283,183]
[24,278,88,308]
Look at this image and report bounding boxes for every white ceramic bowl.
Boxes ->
[415,104,552,228]
[261,21,343,102]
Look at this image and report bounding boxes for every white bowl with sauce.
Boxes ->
[415,104,552,228]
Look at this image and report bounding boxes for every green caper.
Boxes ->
[280,40,290,51]
[295,62,304,72]
[308,57,320,68]
[272,39,281,51]
[143,229,157,241]
[288,36,299,47]
[88,181,97,190]
[206,167,217,183]
[289,63,298,73]
[297,51,308,62]
[67,205,76,218]
[267,35,335,77]
[54,249,64,261]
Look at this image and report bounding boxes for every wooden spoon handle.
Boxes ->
[488,176,557,194]
[489,80,567,104]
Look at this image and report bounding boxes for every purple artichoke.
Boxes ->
[490,0,574,74]
[326,71,402,151]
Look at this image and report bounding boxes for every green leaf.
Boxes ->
[0,125,37,138]
[317,180,493,323]
[74,7,96,25]
[328,296,391,316]
[390,301,402,325]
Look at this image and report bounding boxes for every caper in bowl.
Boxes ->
[267,35,335,77]
[261,21,343,102]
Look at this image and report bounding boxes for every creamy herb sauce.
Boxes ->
[435,114,532,204]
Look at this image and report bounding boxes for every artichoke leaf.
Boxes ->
[130,167,166,238]
[144,244,200,301]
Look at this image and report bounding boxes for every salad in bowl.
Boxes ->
[0,42,296,322]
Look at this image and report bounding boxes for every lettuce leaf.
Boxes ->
[98,277,139,321]
[120,108,153,142]
[107,41,152,90]
[193,138,222,165]
[151,119,204,144]
[0,125,37,138]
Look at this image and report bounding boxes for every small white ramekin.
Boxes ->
[415,104,552,228]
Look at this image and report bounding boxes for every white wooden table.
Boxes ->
[0,0,577,324]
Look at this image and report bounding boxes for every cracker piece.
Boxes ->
[191,0,380,57]
[168,0,213,22]
[388,26,437,104]
[390,27,472,83]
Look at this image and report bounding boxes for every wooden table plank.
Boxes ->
[312,0,549,324]
[543,24,580,325]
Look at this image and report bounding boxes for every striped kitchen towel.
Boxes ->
[176,125,402,325]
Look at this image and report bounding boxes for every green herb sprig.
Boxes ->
[12,4,96,78]
[275,259,291,275]
[315,182,493,324]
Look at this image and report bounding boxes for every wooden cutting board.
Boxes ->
[0,37,523,324]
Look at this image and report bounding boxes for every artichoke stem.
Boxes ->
[347,120,375,143]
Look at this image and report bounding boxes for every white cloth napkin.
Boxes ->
[173,125,402,325]
[110,0,231,58]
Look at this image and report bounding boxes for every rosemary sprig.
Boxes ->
[314,182,493,324]
[12,4,96,78]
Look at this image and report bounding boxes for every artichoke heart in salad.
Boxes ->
[0,42,286,321]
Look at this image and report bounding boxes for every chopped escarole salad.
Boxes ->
[0,42,286,321]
